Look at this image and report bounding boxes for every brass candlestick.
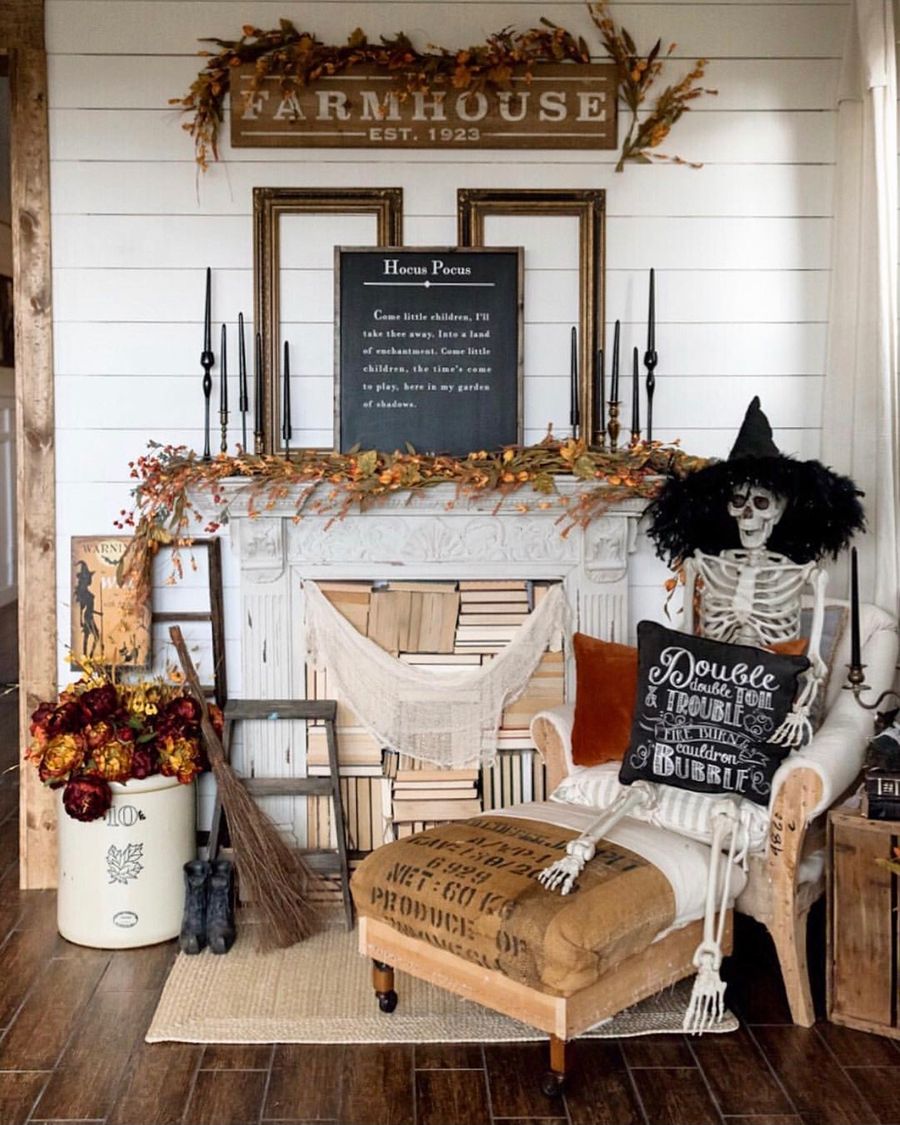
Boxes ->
[607,401,621,452]
[590,425,606,451]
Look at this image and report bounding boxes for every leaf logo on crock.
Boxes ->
[648,646,780,693]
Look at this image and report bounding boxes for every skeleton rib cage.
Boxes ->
[691,549,817,649]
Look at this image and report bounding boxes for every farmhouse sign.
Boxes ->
[335,247,523,455]
[232,64,617,150]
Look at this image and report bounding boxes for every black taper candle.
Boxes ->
[238,312,248,453]
[610,319,620,402]
[219,322,228,454]
[850,546,861,672]
[593,346,605,446]
[631,346,640,444]
[643,268,658,443]
[253,331,264,454]
[282,339,292,454]
[569,326,580,434]
[200,267,214,461]
[203,266,211,354]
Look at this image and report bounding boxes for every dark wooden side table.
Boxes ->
[827,806,898,1038]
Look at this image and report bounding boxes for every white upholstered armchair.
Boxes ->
[530,600,898,1027]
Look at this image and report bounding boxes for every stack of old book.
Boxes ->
[454,580,530,655]
[383,749,480,837]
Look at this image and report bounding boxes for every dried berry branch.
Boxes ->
[589,1,716,171]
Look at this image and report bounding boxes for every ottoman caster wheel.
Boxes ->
[540,1070,566,1098]
[377,990,398,1013]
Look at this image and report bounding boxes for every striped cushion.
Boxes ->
[550,762,770,854]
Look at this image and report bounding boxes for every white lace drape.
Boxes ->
[304,581,567,769]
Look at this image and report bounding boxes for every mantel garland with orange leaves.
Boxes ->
[115,438,707,597]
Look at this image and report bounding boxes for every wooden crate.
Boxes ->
[827,807,899,1038]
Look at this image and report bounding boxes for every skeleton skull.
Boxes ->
[727,485,786,550]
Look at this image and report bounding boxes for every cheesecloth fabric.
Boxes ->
[304,580,567,769]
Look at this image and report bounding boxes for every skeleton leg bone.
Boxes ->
[683,797,741,1034]
[537,783,656,895]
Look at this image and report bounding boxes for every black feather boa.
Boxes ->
[645,455,865,566]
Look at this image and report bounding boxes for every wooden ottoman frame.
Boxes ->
[359,910,732,1092]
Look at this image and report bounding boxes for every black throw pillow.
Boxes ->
[619,621,810,806]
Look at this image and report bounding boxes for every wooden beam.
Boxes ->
[0,1,44,50]
[10,23,57,887]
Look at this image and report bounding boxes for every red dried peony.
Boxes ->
[130,746,159,779]
[62,775,112,822]
[78,684,119,723]
[84,720,115,752]
[29,701,55,737]
[46,700,83,737]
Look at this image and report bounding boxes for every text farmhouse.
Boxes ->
[232,64,617,150]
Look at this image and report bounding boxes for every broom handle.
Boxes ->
[169,625,227,768]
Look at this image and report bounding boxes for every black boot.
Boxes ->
[179,859,210,954]
[207,858,236,954]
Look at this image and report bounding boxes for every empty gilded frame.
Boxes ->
[253,187,403,453]
[457,189,605,444]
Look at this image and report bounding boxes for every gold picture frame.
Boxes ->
[253,187,404,453]
[457,189,606,445]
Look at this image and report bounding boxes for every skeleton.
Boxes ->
[537,482,830,1031]
[684,485,828,748]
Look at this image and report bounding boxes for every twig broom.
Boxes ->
[170,625,322,948]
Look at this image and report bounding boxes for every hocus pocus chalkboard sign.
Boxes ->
[335,247,523,455]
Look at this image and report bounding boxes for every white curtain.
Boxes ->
[822,0,899,616]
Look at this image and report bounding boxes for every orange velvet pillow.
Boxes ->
[571,632,639,766]
[769,638,809,656]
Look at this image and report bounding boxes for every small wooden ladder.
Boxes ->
[209,699,354,930]
[152,537,227,707]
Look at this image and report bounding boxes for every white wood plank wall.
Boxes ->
[45,0,848,675]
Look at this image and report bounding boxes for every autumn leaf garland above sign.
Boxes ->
[172,1,715,170]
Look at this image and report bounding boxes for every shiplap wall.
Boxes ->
[46,0,848,684]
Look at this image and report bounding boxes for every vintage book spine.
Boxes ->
[458,612,529,626]
[458,580,529,591]
[458,589,529,604]
[386,581,459,593]
[392,786,478,801]
[394,767,479,783]
[391,776,479,789]
[392,798,482,821]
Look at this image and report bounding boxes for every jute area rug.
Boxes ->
[146,923,738,1045]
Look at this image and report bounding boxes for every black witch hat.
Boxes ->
[645,397,865,566]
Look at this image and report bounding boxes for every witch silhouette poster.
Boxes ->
[70,537,151,667]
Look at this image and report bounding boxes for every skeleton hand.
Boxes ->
[770,706,812,748]
[537,837,596,895]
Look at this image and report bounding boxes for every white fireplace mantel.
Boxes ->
[192,479,651,828]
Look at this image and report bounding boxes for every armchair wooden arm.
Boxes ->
[766,766,824,1027]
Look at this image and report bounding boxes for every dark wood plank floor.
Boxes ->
[2,689,897,1125]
